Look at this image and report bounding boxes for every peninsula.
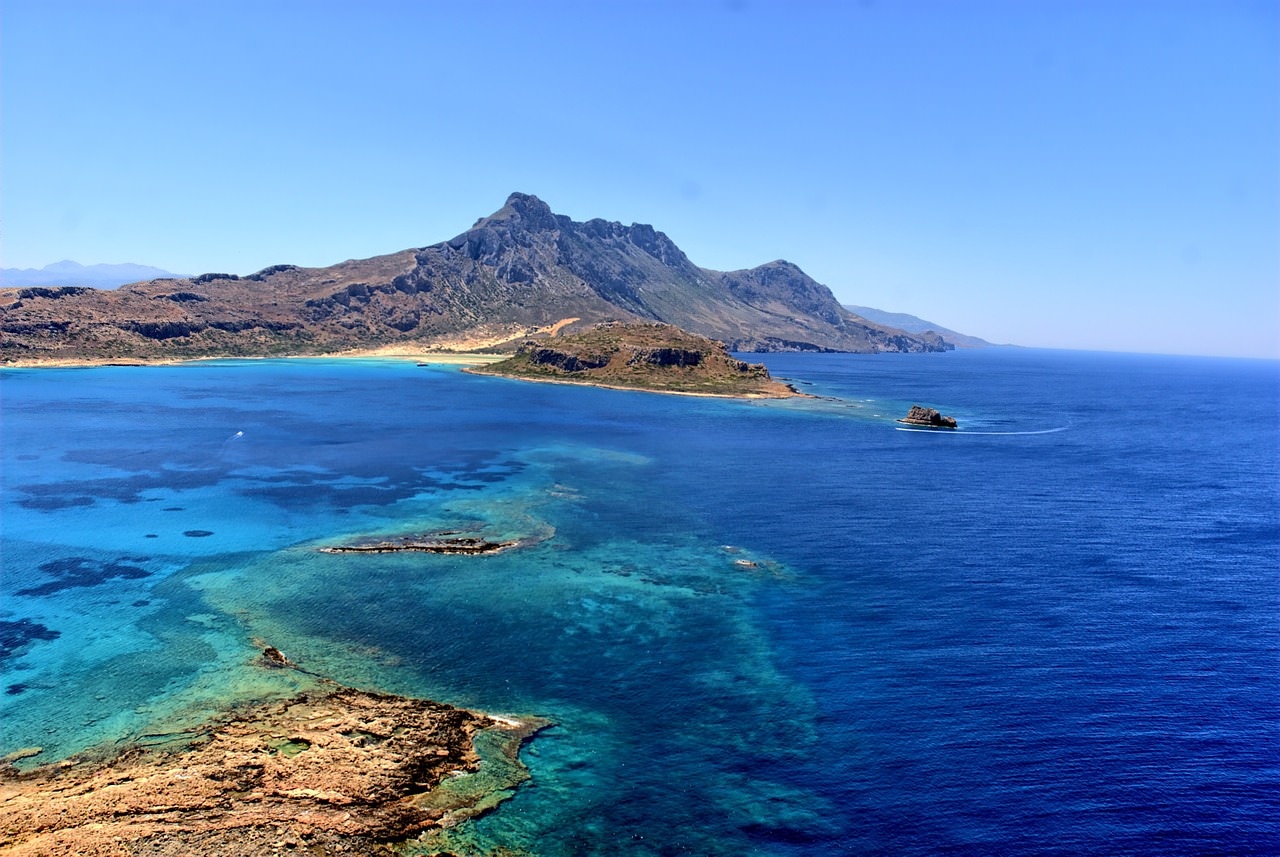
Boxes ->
[470,322,804,398]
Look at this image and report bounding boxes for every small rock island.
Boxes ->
[898,404,958,429]
[320,534,517,555]
[469,322,803,398]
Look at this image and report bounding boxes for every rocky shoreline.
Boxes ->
[0,677,545,856]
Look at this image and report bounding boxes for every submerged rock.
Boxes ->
[260,645,296,669]
[0,747,42,766]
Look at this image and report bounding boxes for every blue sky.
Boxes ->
[2,0,1276,357]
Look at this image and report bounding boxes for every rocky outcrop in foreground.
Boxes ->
[898,405,958,428]
[0,686,542,856]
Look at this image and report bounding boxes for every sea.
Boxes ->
[1,347,1277,856]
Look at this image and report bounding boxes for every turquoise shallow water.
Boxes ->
[2,350,1278,855]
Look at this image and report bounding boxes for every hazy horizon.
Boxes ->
[2,1,1276,359]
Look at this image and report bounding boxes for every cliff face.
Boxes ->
[0,193,952,363]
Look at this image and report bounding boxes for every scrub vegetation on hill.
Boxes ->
[471,322,803,398]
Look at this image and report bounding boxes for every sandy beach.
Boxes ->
[0,350,508,370]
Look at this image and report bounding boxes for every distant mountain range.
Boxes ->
[1,261,186,290]
[0,194,954,364]
[843,305,991,348]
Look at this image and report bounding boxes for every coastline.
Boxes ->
[0,349,508,370]
[1,350,806,400]
[464,364,811,400]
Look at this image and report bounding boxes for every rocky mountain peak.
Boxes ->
[470,193,560,233]
[504,191,552,215]
[760,259,801,272]
[445,193,563,264]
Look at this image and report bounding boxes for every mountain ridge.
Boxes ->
[0,194,952,364]
[843,304,992,348]
[1,261,187,290]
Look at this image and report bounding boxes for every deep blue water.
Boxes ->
[2,348,1277,855]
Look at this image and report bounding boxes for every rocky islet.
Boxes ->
[897,404,959,429]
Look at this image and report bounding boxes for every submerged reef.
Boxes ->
[0,619,61,665]
[15,557,151,597]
